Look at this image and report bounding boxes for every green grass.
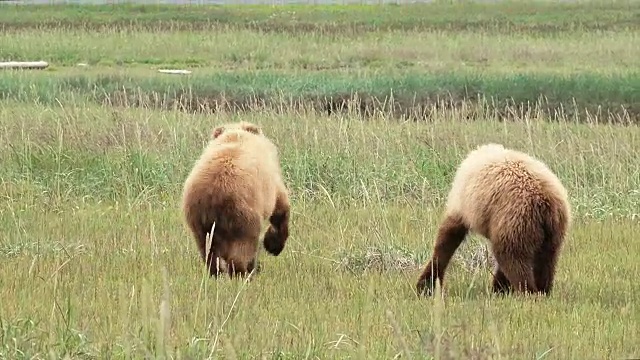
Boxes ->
[0,100,639,358]
[1,70,638,124]
[1,2,640,358]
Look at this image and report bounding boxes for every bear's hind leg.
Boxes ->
[491,266,512,294]
[263,191,291,256]
[416,214,469,297]
[225,237,260,279]
[187,218,211,264]
[223,213,262,279]
[206,242,225,277]
[226,257,257,279]
[533,238,560,296]
[492,245,538,295]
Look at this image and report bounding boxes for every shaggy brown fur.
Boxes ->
[182,121,290,278]
[416,143,571,297]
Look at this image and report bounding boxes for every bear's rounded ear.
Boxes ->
[241,122,262,135]
[212,126,225,139]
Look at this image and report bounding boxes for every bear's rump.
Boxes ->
[485,191,555,250]
[206,192,262,239]
[465,178,545,237]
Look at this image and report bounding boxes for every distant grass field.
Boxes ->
[0,2,639,359]
[0,2,639,122]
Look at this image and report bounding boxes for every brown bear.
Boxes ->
[181,121,291,278]
[416,143,571,297]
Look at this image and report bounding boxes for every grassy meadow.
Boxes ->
[0,2,639,359]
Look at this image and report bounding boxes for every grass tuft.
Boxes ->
[336,244,425,274]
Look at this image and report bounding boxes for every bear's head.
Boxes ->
[212,121,263,140]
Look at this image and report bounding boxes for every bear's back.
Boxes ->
[184,130,284,220]
[445,144,569,233]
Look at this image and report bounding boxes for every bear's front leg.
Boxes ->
[416,262,439,296]
[416,214,469,297]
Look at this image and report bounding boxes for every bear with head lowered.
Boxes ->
[182,121,291,278]
[417,143,571,297]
